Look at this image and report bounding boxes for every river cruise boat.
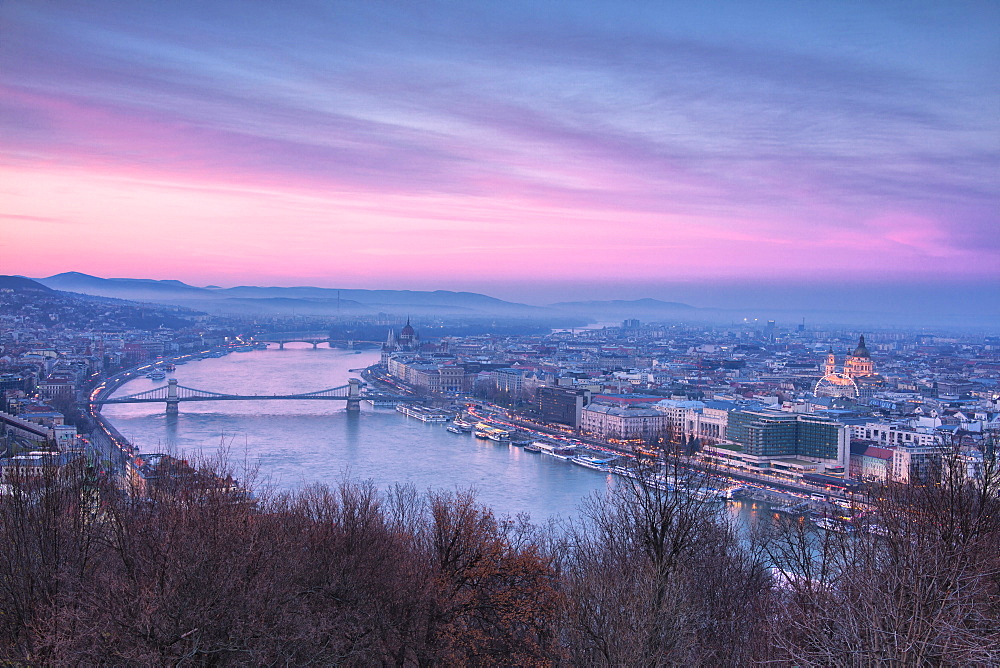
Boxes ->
[772,502,811,517]
[571,455,614,472]
[474,423,510,440]
[721,486,746,500]
[446,425,465,434]
[533,441,578,460]
[146,370,166,380]
[686,486,726,502]
[396,405,452,422]
[813,516,853,533]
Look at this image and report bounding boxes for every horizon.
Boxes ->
[2,1,998,297]
[25,270,1000,324]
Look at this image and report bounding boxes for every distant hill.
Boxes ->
[36,272,543,317]
[217,285,540,313]
[0,275,55,293]
[40,272,209,300]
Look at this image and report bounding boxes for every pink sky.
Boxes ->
[1,1,997,298]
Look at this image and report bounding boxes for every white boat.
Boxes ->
[396,405,452,422]
[474,422,509,440]
[686,487,725,502]
[146,370,166,380]
[535,441,577,460]
[722,486,746,500]
[571,455,613,472]
[446,425,465,434]
[814,516,852,533]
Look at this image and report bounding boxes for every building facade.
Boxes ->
[580,403,667,442]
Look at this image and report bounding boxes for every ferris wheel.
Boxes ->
[814,373,858,399]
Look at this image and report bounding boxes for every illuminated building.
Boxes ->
[814,335,884,399]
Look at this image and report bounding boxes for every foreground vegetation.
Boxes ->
[1,448,997,666]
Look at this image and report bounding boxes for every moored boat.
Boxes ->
[814,516,852,533]
[686,486,725,502]
[773,502,811,517]
[474,422,510,440]
[571,455,614,472]
[535,441,578,460]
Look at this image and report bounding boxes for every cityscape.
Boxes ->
[3,274,997,500]
[2,0,998,664]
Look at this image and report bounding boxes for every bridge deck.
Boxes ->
[96,394,418,404]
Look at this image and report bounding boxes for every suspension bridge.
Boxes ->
[94,378,420,413]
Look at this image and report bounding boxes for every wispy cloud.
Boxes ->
[1,0,997,285]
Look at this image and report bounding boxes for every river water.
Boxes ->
[103,345,616,522]
[104,345,767,527]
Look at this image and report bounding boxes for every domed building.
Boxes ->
[399,317,416,348]
[381,317,419,361]
[844,335,873,379]
[815,335,884,399]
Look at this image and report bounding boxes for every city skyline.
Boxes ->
[2,1,998,303]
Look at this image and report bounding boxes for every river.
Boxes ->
[103,344,769,527]
[103,345,618,522]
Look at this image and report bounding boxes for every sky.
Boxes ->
[1,1,998,308]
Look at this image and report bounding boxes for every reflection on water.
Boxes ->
[105,344,767,530]
[103,345,613,522]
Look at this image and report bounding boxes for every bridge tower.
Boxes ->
[346,378,362,412]
[166,378,179,415]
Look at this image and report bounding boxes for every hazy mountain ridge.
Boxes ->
[33,273,997,327]
[1,276,55,293]
[37,272,544,317]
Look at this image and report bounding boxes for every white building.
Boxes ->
[852,421,937,448]
[580,403,667,442]
[891,444,945,484]
[654,399,704,439]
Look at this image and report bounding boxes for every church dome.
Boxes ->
[851,335,870,359]
[400,317,415,337]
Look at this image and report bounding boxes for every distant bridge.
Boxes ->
[95,379,420,413]
[253,331,330,349]
[253,332,383,349]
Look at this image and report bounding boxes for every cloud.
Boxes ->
[0,0,996,283]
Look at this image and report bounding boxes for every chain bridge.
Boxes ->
[95,378,419,413]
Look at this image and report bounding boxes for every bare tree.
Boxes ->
[560,447,773,666]
[768,433,1000,666]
